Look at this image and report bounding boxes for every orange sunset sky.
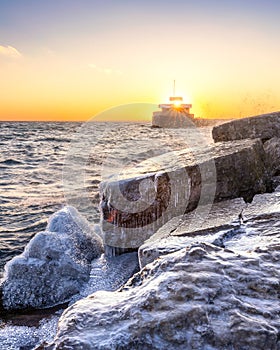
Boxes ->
[1,0,280,122]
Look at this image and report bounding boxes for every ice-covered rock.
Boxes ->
[70,252,139,304]
[212,111,280,142]
[44,203,280,349]
[1,206,103,310]
[139,190,280,268]
[100,139,271,252]
[139,197,246,268]
[264,137,280,176]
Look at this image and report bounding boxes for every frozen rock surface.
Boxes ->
[150,197,245,238]
[139,197,246,268]
[44,191,280,350]
[101,139,271,250]
[140,190,280,267]
[264,137,280,176]
[70,252,139,304]
[1,206,103,310]
[212,111,280,142]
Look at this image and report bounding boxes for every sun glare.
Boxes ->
[173,100,182,107]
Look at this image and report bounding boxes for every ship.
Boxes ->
[152,81,195,128]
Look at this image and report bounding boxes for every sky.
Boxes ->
[1,0,280,121]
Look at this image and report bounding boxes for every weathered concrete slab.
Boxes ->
[139,189,280,268]
[100,139,271,251]
[139,197,245,268]
[212,111,280,142]
[144,197,246,242]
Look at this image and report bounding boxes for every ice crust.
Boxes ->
[1,206,103,310]
[0,313,61,350]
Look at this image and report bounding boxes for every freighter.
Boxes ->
[152,81,195,128]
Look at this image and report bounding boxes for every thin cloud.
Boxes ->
[0,45,22,58]
[88,63,122,76]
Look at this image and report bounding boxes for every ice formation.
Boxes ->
[70,251,139,304]
[0,313,61,350]
[1,206,103,310]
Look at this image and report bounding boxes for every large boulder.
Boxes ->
[212,111,280,142]
[100,139,271,252]
[44,190,280,350]
[1,206,103,310]
[264,137,280,176]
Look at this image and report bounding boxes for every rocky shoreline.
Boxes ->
[45,191,280,349]
[1,112,280,349]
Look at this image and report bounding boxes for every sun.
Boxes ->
[173,100,182,108]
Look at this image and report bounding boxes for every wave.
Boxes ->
[0,159,24,166]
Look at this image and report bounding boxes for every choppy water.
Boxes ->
[0,122,78,274]
[0,121,213,276]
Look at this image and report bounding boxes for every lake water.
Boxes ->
[0,121,213,277]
